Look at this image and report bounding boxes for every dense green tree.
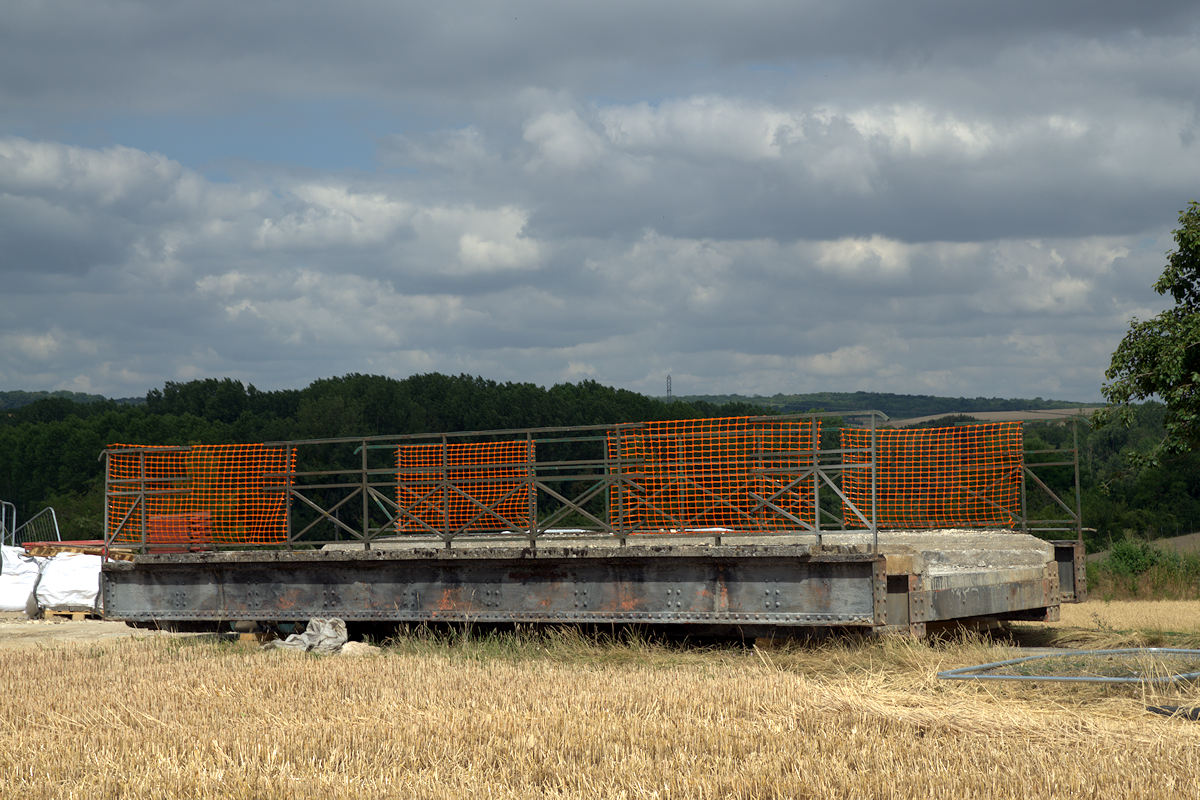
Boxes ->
[1099,201,1200,461]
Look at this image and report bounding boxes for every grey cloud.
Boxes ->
[2,3,1194,402]
[3,2,1197,118]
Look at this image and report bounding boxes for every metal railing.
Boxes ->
[2,504,61,547]
[1019,417,1084,541]
[101,410,1088,556]
[104,411,885,553]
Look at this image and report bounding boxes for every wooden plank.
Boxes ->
[23,543,137,561]
[44,611,100,622]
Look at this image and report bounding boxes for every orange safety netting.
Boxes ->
[840,423,1023,529]
[397,440,534,533]
[106,444,295,546]
[607,417,820,532]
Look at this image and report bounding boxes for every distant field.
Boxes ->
[1138,531,1200,555]
[1,613,1199,799]
[1087,531,1200,563]
[888,407,1103,427]
[1056,598,1200,635]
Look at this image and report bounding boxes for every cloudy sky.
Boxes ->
[2,2,1198,402]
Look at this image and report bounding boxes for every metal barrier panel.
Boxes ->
[840,423,1022,529]
[11,507,61,545]
[101,412,878,549]
[107,444,295,546]
[607,417,820,531]
[396,439,534,533]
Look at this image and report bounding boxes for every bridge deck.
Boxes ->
[101,530,1081,636]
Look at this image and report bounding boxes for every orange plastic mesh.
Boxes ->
[106,444,295,546]
[607,417,820,532]
[840,423,1023,529]
[397,440,534,533]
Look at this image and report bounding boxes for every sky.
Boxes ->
[2,2,1198,402]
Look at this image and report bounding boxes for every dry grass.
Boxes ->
[1,629,1199,799]
[1059,599,1200,633]
[1018,599,1200,648]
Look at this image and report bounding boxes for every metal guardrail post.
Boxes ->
[870,410,878,554]
[285,449,294,552]
[812,420,821,547]
[0,500,14,547]
[1019,419,1029,535]
[1072,419,1083,542]
[102,452,110,558]
[139,449,147,553]
[526,431,537,548]
[361,438,370,549]
[440,435,451,548]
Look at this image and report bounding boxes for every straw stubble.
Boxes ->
[0,629,1196,799]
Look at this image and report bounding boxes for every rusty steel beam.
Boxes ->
[101,545,887,628]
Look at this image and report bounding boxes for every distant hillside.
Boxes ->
[675,391,1092,420]
[0,390,113,410]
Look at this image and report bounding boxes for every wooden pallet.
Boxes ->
[44,610,101,622]
[22,542,137,561]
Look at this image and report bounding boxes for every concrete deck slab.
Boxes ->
[320,528,1054,580]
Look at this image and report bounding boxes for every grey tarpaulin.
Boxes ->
[262,618,348,654]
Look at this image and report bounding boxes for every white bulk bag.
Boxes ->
[0,545,42,613]
[35,552,102,611]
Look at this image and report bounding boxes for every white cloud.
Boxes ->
[805,345,883,377]
[1,330,61,361]
[601,97,797,161]
[255,185,412,250]
[814,236,912,278]
[415,204,543,274]
[845,105,999,159]
[523,109,609,171]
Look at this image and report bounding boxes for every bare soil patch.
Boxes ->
[0,612,167,649]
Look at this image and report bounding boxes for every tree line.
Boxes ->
[679,391,1089,418]
[0,374,762,539]
[0,373,1193,552]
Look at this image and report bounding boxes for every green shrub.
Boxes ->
[1105,538,1170,577]
[1089,538,1200,599]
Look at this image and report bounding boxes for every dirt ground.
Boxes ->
[0,612,171,649]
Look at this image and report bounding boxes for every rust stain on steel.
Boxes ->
[435,587,467,613]
[536,579,569,608]
[809,577,832,604]
[612,584,643,612]
[275,589,303,611]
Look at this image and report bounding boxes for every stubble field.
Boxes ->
[2,602,1199,799]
